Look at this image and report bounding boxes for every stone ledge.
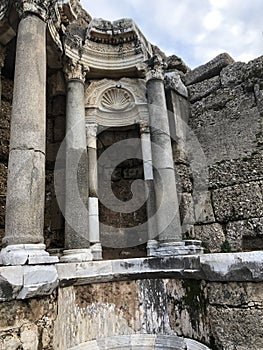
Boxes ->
[1,252,263,301]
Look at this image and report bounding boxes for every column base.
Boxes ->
[91,243,103,260]
[147,240,204,257]
[0,244,59,266]
[60,249,93,263]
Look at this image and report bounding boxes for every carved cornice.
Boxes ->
[64,58,89,82]
[15,0,57,21]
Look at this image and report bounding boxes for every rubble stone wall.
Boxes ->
[185,54,263,253]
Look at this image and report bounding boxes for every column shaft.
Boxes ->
[86,123,102,260]
[4,15,46,246]
[147,77,182,242]
[64,79,90,249]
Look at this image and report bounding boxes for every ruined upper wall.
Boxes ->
[184,53,263,253]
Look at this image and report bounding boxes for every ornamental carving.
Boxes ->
[64,59,89,82]
[0,0,9,21]
[14,0,57,21]
[144,55,168,82]
[100,88,133,112]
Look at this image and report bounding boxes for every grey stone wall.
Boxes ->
[185,54,263,253]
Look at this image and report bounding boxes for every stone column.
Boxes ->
[145,57,203,256]
[139,122,158,254]
[0,3,58,265]
[86,123,102,260]
[61,59,92,262]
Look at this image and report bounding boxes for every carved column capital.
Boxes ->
[144,55,167,82]
[140,121,150,134]
[14,0,56,22]
[64,59,89,83]
[86,123,98,139]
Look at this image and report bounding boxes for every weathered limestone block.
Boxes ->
[0,266,23,301]
[212,182,263,222]
[179,193,195,225]
[220,61,246,87]
[175,163,193,193]
[187,76,221,103]
[184,53,234,86]
[208,153,263,189]
[194,191,215,224]
[194,223,225,253]
[226,217,263,252]
[208,306,263,350]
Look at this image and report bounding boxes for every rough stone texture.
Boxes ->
[184,53,234,86]
[226,217,263,252]
[188,55,263,252]
[0,292,57,350]
[188,76,221,103]
[194,223,225,253]
[212,182,263,223]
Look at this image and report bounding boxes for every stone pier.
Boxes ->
[86,123,102,260]
[0,6,57,265]
[61,60,92,262]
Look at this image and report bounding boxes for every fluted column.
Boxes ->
[61,59,92,262]
[0,2,58,265]
[86,123,102,260]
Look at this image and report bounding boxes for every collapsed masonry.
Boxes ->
[0,1,262,349]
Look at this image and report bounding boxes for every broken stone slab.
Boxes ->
[60,249,93,263]
[184,53,234,86]
[148,240,204,257]
[200,251,263,281]
[164,71,188,98]
[0,244,59,265]
[0,266,23,301]
[18,265,58,299]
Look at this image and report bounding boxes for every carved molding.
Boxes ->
[15,0,57,21]
[101,88,133,112]
[64,58,89,82]
[139,121,150,134]
[85,78,147,108]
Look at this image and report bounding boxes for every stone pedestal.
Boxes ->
[0,11,58,264]
[62,60,92,262]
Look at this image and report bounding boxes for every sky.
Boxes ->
[81,0,263,69]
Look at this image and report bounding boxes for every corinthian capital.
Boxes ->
[63,59,89,83]
[15,0,56,21]
[144,55,167,82]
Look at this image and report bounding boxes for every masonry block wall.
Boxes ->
[184,54,263,253]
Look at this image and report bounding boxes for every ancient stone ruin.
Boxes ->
[0,0,262,349]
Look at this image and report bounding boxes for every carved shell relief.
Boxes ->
[100,87,134,111]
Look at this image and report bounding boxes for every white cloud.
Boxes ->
[80,0,263,68]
